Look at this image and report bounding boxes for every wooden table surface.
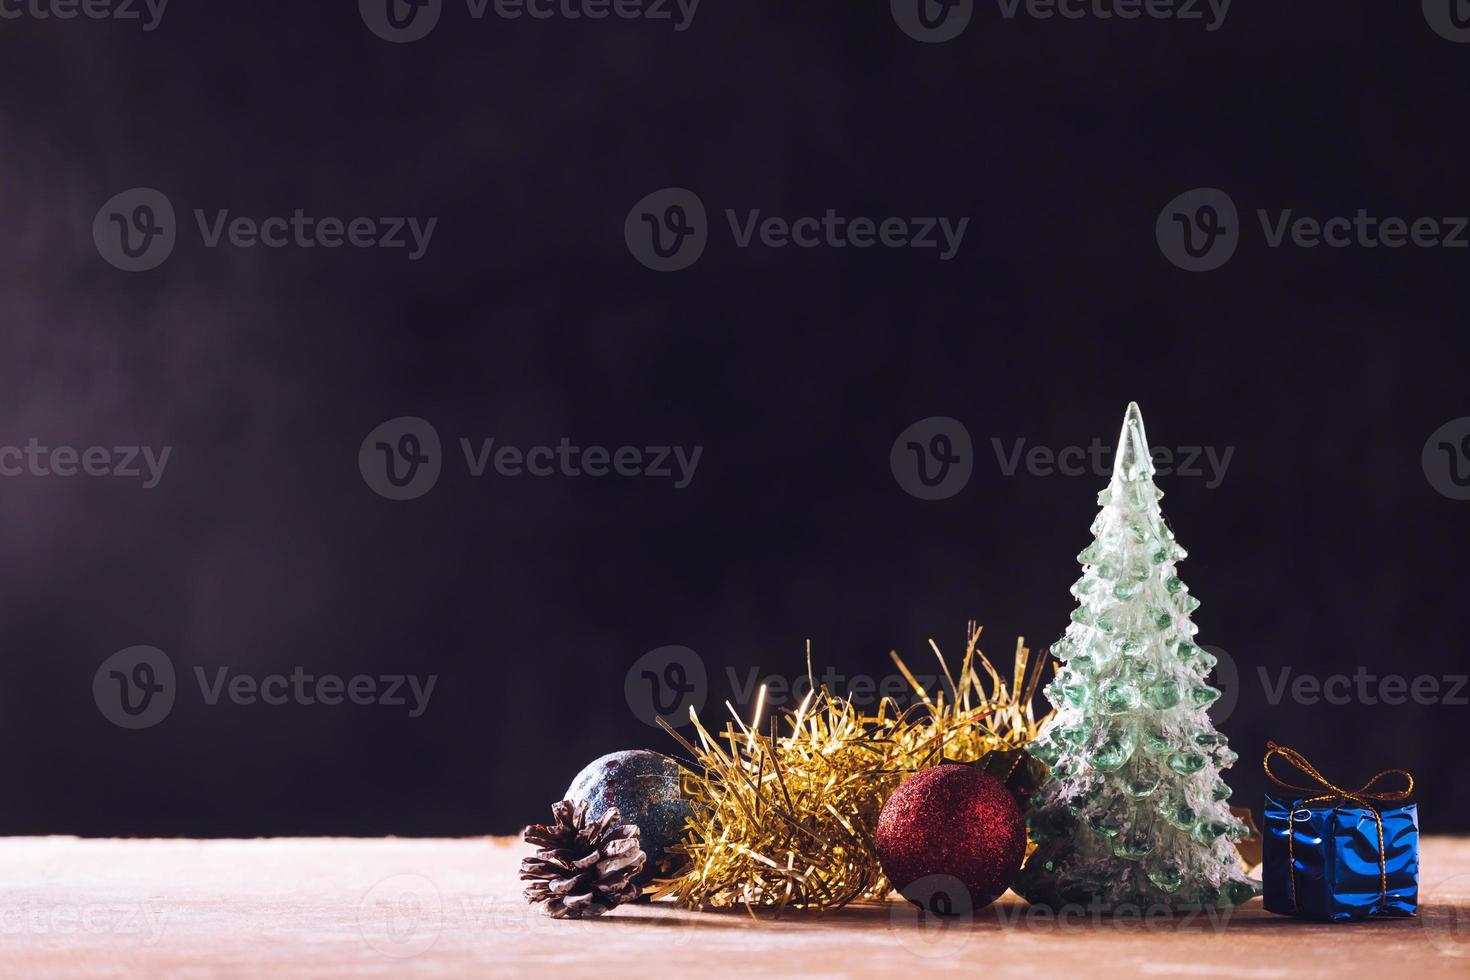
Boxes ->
[1,835,1467,978]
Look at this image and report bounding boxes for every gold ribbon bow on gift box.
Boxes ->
[1262,741,1414,907]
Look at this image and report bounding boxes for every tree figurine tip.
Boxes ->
[1113,401,1154,484]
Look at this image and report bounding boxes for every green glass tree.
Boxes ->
[1013,403,1259,911]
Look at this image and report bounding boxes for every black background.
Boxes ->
[1,2,1467,837]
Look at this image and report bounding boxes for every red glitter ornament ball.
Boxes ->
[876,764,1026,912]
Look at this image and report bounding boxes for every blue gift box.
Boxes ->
[1262,743,1418,922]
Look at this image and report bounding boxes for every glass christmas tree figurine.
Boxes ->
[1013,403,1259,911]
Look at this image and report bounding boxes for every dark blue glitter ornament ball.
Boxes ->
[565,750,692,885]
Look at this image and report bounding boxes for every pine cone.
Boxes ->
[521,800,646,919]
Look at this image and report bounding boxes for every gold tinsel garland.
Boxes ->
[652,625,1053,912]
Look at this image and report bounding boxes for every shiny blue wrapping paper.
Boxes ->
[1263,793,1418,921]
